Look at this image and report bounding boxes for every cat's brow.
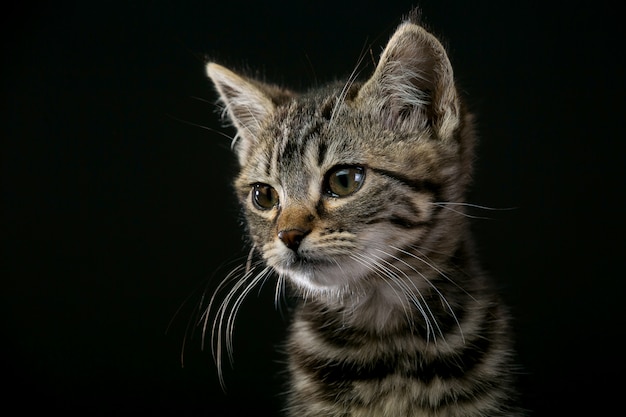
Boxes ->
[317,140,328,167]
[369,167,440,195]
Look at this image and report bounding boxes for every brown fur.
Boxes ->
[206,13,522,416]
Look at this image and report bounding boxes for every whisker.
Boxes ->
[166,279,210,368]
[432,203,492,220]
[189,95,217,105]
[433,202,517,211]
[201,264,246,350]
[245,245,257,274]
[166,113,236,143]
[197,259,272,390]
[169,255,251,369]
[431,202,517,220]
[399,245,477,303]
[375,247,463,344]
[329,38,371,124]
[274,273,287,316]
[225,267,273,362]
[367,250,442,344]
[349,253,422,334]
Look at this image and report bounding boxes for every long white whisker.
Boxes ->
[432,203,492,220]
[405,245,477,302]
[214,264,266,357]
[375,247,462,344]
[329,39,371,124]
[431,202,517,220]
[432,202,517,210]
[200,260,271,389]
[274,272,291,319]
[167,113,236,143]
[168,273,215,368]
[349,253,421,333]
[209,267,252,386]
[202,264,246,351]
[225,266,273,363]
[367,251,442,344]
[329,70,361,125]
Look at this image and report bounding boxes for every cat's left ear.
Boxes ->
[358,22,460,140]
[206,63,292,165]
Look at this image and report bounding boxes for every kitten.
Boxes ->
[205,12,522,417]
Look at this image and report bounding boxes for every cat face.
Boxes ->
[231,99,452,295]
[207,22,474,297]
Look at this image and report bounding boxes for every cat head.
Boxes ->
[207,20,475,299]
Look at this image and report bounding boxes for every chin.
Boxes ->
[274,258,371,298]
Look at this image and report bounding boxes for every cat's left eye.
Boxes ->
[252,183,279,210]
[324,165,365,198]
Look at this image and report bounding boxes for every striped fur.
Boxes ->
[206,13,522,416]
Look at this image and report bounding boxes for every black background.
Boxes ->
[3,1,625,415]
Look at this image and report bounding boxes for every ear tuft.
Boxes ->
[358,22,460,139]
[206,63,291,165]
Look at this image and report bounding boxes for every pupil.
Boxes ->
[338,172,349,188]
[253,184,277,209]
[324,165,364,197]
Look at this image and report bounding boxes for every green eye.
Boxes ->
[324,165,365,197]
[252,183,279,210]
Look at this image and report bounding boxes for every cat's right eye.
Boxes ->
[324,165,365,198]
[251,183,279,210]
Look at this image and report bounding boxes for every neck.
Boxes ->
[296,236,482,338]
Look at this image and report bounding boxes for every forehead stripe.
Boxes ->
[317,140,328,167]
[277,119,325,166]
[370,167,440,195]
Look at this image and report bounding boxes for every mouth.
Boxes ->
[271,251,360,291]
[280,252,335,272]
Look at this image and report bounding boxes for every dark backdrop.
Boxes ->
[3,1,624,415]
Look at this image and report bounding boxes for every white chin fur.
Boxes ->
[280,263,414,332]
[273,261,364,296]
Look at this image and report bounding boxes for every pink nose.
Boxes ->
[278,229,310,251]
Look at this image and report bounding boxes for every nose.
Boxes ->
[278,228,310,251]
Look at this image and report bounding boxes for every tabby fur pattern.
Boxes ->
[205,12,522,417]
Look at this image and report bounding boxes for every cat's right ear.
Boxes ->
[206,63,290,165]
[357,22,460,140]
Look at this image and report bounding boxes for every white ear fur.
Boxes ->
[359,22,460,139]
[206,63,276,165]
